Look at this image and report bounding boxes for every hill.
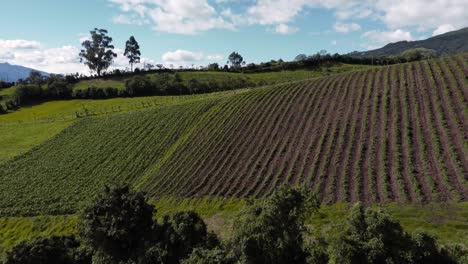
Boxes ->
[351,27,468,57]
[0,54,466,216]
[0,63,48,82]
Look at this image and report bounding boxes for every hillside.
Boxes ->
[0,63,48,82]
[0,55,466,216]
[351,27,468,57]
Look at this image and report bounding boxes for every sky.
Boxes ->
[0,0,467,74]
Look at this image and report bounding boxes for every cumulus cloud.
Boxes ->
[274,24,299,34]
[333,22,361,33]
[112,14,149,25]
[361,29,414,50]
[162,50,204,62]
[376,0,468,31]
[432,24,456,36]
[217,0,468,36]
[108,0,235,35]
[162,50,223,65]
[0,39,41,49]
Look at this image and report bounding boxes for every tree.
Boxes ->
[47,74,72,99]
[207,63,219,71]
[78,185,154,263]
[5,236,89,264]
[294,54,307,61]
[79,28,117,76]
[124,36,141,72]
[125,75,152,96]
[27,70,45,85]
[229,186,320,264]
[328,203,455,264]
[227,52,244,67]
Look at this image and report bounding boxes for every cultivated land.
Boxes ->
[0,56,466,252]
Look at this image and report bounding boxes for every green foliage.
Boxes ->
[79,185,154,263]
[182,248,233,264]
[229,186,319,264]
[124,36,141,72]
[79,28,117,76]
[327,203,457,264]
[401,48,437,61]
[47,75,72,99]
[5,236,88,264]
[125,75,152,96]
[228,52,244,67]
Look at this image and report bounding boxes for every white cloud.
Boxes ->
[432,24,456,36]
[361,29,414,50]
[274,24,299,34]
[112,14,149,25]
[162,50,204,62]
[206,54,224,61]
[220,0,468,36]
[376,0,468,31]
[109,0,235,35]
[162,50,223,64]
[333,22,361,33]
[0,39,41,49]
[331,40,337,45]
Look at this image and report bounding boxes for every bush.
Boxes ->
[125,76,153,96]
[5,236,88,264]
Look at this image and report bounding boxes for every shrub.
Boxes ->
[125,76,153,96]
[5,236,88,264]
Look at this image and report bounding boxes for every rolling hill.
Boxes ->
[0,54,466,217]
[351,27,468,57]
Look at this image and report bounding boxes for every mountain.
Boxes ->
[0,63,49,82]
[350,27,468,57]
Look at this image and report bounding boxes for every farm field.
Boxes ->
[0,121,73,164]
[143,55,468,203]
[0,89,248,123]
[0,55,466,218]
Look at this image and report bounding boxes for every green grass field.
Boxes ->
[0,121,73,164]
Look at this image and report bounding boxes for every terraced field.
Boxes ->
[0,56,466,217]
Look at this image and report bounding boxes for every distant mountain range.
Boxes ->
[350,27,468,57]
[0,63,49,83]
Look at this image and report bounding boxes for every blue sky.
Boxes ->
[0,0,466,74]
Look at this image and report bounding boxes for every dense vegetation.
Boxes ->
[2,186,466,264]
[0,55,466,217]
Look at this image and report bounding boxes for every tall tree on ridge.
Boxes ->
[79,28,117,77]
[124,36,141,72]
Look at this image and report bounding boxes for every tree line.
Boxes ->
[2,186,466,264]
